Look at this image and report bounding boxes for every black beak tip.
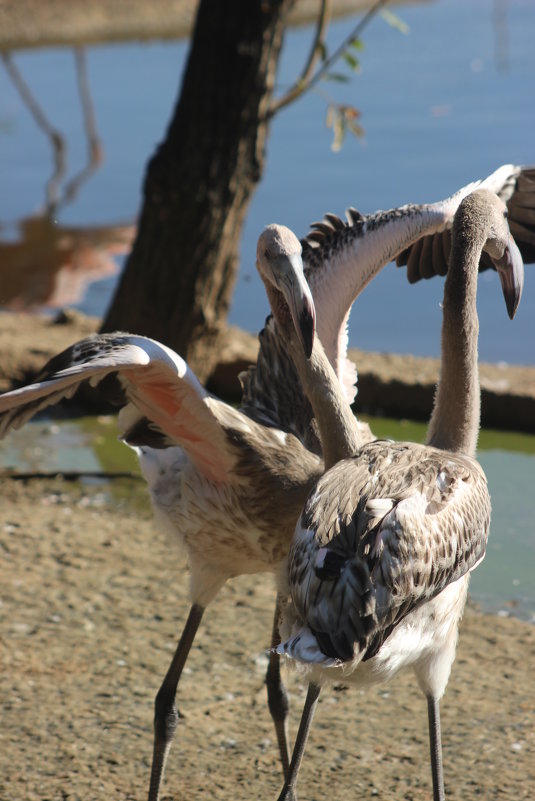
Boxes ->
[300,309,315,359]
[496,239,524,321]
[501,272,522,320]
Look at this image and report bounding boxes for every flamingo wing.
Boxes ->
[0,333,236,483]
[396,165,535,282]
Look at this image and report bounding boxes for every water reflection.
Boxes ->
[0,48,134,311]
[0,214,134,310]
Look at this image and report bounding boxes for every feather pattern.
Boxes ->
[396,165,535,281]
[284,440,490,665]
[0,333,236,483]
[242,164,534,435]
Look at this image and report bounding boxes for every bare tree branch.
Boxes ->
[268,0,332,117]
[268,0,389,119]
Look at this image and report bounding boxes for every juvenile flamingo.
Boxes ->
[259,191,524,801]
[0,251,320,801]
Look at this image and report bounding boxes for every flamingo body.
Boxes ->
[278,440,490,697]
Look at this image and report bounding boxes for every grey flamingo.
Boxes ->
[0,254,319,801]
[262,191,524,801]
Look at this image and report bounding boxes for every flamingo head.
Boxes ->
[256,224,316,358]
[461,189,525,319]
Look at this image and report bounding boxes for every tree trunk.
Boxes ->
[101,0,294,381]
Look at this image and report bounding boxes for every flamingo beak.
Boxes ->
[275,253,316,358]
[493,234,524,320]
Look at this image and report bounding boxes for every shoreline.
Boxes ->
[2,310,534,433]
[0,0,416,50]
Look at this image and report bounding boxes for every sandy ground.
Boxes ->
[1,475,534,801]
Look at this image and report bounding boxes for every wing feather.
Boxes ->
[287,440,490,664]
[0,333,236,482]
[396,165,535,279]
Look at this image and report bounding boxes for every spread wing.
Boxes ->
[0,333,237,483]
[396,165,535,282]
[285,439,490,664]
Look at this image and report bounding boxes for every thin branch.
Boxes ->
[269,0,332,117]
[59,47,104,209]
[267,0,389,119]
[1,469,143,482]
[1,51,67,210]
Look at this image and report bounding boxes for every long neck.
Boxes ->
[287,332,362,470]
[261,277,363,469]
[308,202,449,371]
[426,229,483,457]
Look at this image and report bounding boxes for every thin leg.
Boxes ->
[266,595,290,779]
[277,682,321,801]
[148,602,205,801]
[427,695,445,801]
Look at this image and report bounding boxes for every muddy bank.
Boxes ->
[0,0,411,50]
[1,310,534,432]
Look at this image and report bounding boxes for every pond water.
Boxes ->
[0,1,533,620]
[0,0,533,363]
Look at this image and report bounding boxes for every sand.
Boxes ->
[1,475,534,801]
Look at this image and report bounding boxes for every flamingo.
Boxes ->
[255,191,524,801]
[0,308,320,801]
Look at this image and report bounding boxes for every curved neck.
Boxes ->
[426,230,483,457]
[309,202,448,367]
[287,333,362,470]
[261,274,363,469]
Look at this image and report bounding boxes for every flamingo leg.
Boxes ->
[276,682,321,801]
[148,602,205,801]
[266,594,290,778]
[427,695,445,801]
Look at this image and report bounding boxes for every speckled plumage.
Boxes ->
[274,190,523,801]
[282,440,490,667]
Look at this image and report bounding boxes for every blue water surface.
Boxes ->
[0,0,533,363]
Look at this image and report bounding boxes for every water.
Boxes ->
[0,0,533,363]
[238,0,535,364]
